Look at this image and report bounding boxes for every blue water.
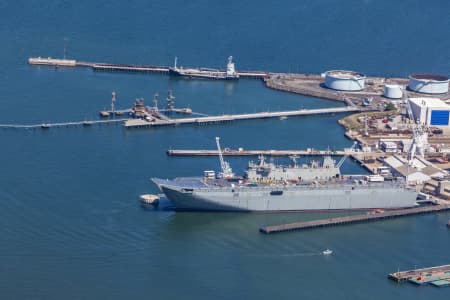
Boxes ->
[0,1,449,299]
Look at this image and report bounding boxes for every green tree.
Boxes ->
[385,102,397,111]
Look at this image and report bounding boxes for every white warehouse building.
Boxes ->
[408,97,450,126]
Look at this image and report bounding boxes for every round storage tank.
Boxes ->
[384,84,403,99]
[408,73,449,94]
[324,70,366,91]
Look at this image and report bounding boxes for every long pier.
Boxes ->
[167,149,350,156]
[259,204,450,234]
[0,118,129,129]
[124,106,360,128]
[0,106,358,131]
[28,57,268,78]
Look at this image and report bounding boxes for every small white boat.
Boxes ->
[140,194,160,205]
[322,249,333,255]
[279,116,288,120]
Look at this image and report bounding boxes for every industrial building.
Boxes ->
[323,70,366,91]
[380,141,398,153]
[383,155,446,184]
[408,97,450,126]
[408,73,449,94]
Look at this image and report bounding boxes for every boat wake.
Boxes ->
[279,252,323,257]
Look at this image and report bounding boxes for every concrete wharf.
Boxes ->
[0,118,129,129]
[259,204,450,234]
[124,106,360,128]
[389,264,450,282]
[388,264,450,287]
[165,148,380,174]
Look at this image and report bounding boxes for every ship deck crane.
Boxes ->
[215,137,234,178]
[336,141,358,168]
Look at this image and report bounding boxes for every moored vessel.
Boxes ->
[169,56,239,80]
[152,138,418,212]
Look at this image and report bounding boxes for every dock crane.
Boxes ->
[215,137,234,179]
[152,93,159,111]
[406,100,428,165]
[166,89,175,111]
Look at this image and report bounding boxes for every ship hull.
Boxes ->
[156,181,418,212]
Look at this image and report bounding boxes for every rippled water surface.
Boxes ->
[0,1,449,299]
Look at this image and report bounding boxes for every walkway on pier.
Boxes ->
[0,118,129,129]
[92,63,169,73]
[167,149,350,156]
[125,106,360,128]
[259,204,450,234]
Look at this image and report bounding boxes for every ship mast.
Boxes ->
[215,137,234,178]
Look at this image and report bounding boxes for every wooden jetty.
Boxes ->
[259,204,450,234]
[124,106,360,128]
[388,264,450,287]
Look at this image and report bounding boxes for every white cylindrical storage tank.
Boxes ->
[408,74,449,94]
[384,84,403,99]
[324,70,366,91]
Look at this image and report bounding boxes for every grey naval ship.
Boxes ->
[152,138,418,212]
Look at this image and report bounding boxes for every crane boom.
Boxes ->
[216,137,226,172]
[215,137,234,178]
[336,141,358,168]
[406,99,428,164]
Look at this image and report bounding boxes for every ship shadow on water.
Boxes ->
[144,198,366,235]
